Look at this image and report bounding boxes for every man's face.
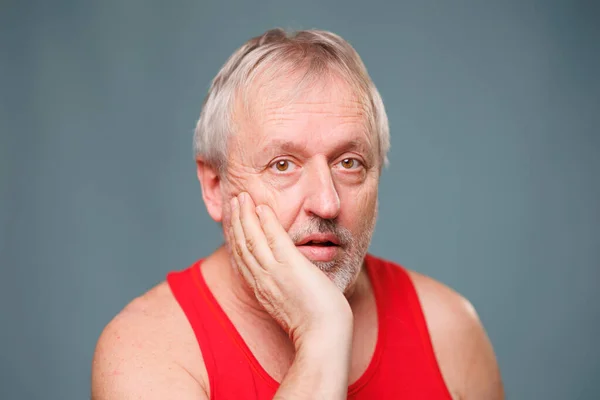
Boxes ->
[222,75,380,292]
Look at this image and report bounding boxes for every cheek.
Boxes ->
[268,187,306,230]
[224,156,304,231]
[339,181,378,227]
[227,178,300,232]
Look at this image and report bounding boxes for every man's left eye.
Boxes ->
[338,158,362,170]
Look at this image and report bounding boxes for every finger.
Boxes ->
[227,222,255,289]
[255,203,298,263]
[230,195,264,277]
[238,192,277,268]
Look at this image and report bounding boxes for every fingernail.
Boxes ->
[239,192,246,205]
[231,197,238,209]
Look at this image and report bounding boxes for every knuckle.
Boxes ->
[254,282,268,300]
[235,242,244,258]
[245,236,256,253]
[254,278,274,303]
[266,234,277,250]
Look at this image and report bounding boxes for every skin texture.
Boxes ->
[91,73,504,399]
[229,192,355,398]
[220,75,379,294]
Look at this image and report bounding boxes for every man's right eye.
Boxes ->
[270,159,297,172]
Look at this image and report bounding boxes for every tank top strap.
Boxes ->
[167,260,277,399]
[354,254,452,399]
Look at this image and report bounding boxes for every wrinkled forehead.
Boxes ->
[232,64,373,139]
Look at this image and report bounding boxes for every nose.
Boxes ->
[303,160,341,220]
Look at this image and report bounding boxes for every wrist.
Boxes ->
[292,311,354,354]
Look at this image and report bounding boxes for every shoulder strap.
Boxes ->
[166,261,278,399]
[357,254,452,399]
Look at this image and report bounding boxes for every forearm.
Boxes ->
[274,327,353,400]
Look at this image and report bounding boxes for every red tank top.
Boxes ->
[167,254,452,399]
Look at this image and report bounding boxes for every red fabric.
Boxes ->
[167,254,453,399]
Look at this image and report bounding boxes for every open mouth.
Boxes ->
[301,240,337,247]
[296,234,341,247]
[295,234,341,262]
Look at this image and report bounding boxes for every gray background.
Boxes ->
[1,0,599,399]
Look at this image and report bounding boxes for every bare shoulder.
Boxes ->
[406,270,504,400]
[91,282,208,399]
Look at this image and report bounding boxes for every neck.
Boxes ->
[203,245,369,330]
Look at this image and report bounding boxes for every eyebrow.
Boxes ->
[259,137,374,160]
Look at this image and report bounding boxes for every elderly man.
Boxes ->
[92,28,503,399]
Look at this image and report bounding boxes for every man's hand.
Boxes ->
[228,192,353,399]
[228,192,352,345]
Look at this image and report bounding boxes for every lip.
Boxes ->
[296,244,340,262]
[295,233,341,246]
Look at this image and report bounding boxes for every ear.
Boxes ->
[196,158,223,222]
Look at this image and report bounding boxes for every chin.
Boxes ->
[312,258,363,294]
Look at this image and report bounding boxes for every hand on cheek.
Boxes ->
[227,192,353,344]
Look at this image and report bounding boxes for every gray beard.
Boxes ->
[292,209,378,293]
[221,200,379,294]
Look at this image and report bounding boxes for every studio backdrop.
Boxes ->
[1,1,598,399]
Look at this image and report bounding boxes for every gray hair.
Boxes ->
[193,28,390,173]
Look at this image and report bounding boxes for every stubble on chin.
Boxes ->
[310,208,378,294]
